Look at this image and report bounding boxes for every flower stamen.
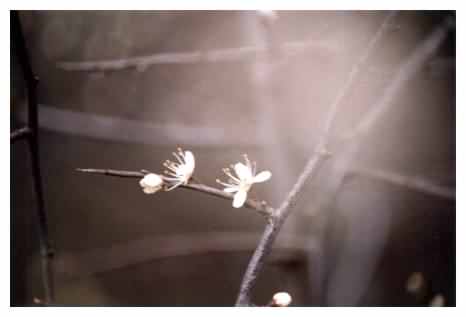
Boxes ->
[217,155,271,208]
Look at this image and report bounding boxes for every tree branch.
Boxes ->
[12,11,55,304]
[347,166,455,200]
[345,16,455,141]
[76,168,274,218]
[321,11,398,138]
[56,39,335,72]
[330,16,455,198]
[234,11,398,306]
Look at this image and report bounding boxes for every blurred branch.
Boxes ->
[55,231,318,280]
[321,11,398,138]
[76,168,274,218]
[333,16,455,187]
[56,39,336,72]
[347,166,455,200]
[304,15,454,306]
[235,11,398,306]
[345,16,455,141]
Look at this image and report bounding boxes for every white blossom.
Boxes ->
[272,292,292,307]
[163,147,195,191]
[216,154,271,208]
[139,173,163,194]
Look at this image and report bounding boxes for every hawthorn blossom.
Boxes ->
[162,148,195,191]
[216,154,271,208]
[139,173,164,194]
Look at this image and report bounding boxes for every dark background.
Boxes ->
[11,10,455,306]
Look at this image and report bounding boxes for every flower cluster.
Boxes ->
[139,147,194,194]
[138,148,271,209]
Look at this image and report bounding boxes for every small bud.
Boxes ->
[33,297,43,305]
[270,292,292,307]
[139,173,164,194]
[406,272,424,294]
[430,294,445,307]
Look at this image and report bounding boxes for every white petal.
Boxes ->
[224,187,238,193]
[183,151,195,172]
[232,190,248,208]
[234,162,252,181]
[253,171,272,183]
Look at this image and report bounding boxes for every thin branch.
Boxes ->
[347,166,455,200]
[302,16,454,307]
[235,149,329,306]
[321,11,398,138]
[76,168,274,218]
[76,168,145,178]
[56,39,336,72]
[346,16,455,141]
[234,11,398,306]
[331,16,455,193]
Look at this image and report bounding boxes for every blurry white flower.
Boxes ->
[216,154,271,208]
[271,292,292,307]
[163,148,195,191]
[430,294,445,307]
[139,173,163,194]
[406,272,425,294]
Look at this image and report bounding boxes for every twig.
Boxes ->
[234,11,398,306]
[321,11,398,138]
[348,166,455,200]
[56,39,336,72]
[305,15,455,307]
[235,149,329,306]
[76,168,274,218]
[345,15,455,141]
[330,16,455,198]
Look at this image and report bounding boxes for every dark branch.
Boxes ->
[347,166,455,200]
[235,149,329,306]
[12,11,55,304]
